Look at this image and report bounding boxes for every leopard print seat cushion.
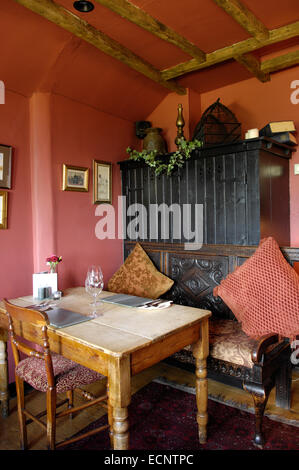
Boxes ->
[15,353,104,393]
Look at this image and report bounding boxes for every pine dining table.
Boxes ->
[0,287,211,450]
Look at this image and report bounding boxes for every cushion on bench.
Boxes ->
[179,320,266,368]
[209,319,256,368]
[213,237,299,342]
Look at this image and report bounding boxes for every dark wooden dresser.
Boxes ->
[119,137,293,246]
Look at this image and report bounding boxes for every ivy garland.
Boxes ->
[126,137,202,176]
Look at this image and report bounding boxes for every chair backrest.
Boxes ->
[3,299,55,387]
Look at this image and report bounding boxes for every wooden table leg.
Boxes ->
[192,317,209,444]
[107,382,114,448]
[108,355,131,450]
[0,331,9,417]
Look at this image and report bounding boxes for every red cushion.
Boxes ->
[213,237,299,340]
[16,353,104,393]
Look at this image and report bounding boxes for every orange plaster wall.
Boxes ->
[188,89,202,138]
[200,68,299,246]
[30,93,56,272]
[145,92,190,153]
[0,91,34,383]
[0,91,33,300]
[51,94,137,290]
[145,89,202,152]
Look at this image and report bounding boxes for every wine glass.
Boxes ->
[87,265,103,279]
[85,265,104,317]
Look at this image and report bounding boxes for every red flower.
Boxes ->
[46,255,62,264]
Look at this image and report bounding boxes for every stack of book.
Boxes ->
[259,121,297,146]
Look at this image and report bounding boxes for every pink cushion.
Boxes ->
[213,237,299,340]
[15,353,104,393]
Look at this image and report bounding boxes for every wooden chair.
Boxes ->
[4,299,111,450]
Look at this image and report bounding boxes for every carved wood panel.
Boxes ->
[165,252,233,319]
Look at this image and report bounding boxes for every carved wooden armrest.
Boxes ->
[251,333,282,364]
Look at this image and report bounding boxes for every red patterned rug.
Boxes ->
[61,381,299,451]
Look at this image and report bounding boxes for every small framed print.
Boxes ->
[93,160,112,204]
[0,145,12,189]
[62,164,89,192]
[0,191,8,229]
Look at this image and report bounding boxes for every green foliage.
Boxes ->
[126,138,202,176]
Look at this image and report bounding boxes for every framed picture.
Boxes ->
[93,160,112,204]
[0,145,12,189]
[62,164,89,192]
[0,191,8,229]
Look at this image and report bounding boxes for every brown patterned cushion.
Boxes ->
[209,319,257,368]
[108,243,174,299]
[177,319,277,369]
[15,353,104,393]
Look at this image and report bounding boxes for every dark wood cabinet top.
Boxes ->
[118,137,295,170]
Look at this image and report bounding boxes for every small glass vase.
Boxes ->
[49,264,57,274]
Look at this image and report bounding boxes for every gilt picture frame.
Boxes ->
[62,164,89,192]
[0,191,8,229]
[93,160,112,204]
[0,145,12,189]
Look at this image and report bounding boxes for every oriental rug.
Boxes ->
[62,381,299,451]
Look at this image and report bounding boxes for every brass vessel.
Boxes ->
[143,127,167,153]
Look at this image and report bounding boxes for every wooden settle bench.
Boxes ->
[123,240,299,446]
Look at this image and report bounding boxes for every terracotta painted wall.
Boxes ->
[0,90,33,383]
[51,93,137,290]
[200,68,299,246]
[144,89,202,152]
[145,92,190,153]
[0,90,33,300]
[188,89,202,138]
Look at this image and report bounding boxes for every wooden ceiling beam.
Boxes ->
[93,0,206,62]
[161,22,299,80]
[14,0,186,95]
[261,50,299,74]
[213,0,269,41]
[234,53,270,82]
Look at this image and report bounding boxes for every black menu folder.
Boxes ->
[46,308,91,329]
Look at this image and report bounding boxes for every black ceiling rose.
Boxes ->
[73,1,95,13]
